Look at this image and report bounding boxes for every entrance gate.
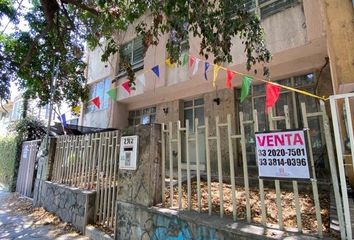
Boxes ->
[16,139,41,198]
[330,92,354,239]
[161,101,346,238]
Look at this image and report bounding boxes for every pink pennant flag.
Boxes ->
[265,82,281,112]
[226,70,236,89]
[122,81,131,95]
[189,56,195,68]
[91,96,100,109]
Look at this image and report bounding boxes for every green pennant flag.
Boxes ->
[107,88,117,101]
[181,53,188,66]
[240,75,253,102]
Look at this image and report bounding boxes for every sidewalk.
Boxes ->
[0,190,88,240]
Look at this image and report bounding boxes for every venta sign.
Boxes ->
[255,129,310,180]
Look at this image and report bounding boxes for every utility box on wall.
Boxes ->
[119,135,139,170]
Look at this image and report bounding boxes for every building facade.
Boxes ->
[80,0,347,175]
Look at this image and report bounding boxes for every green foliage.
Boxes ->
[0,0,271,105]
[9,116,46,141]
[0,136,20,191]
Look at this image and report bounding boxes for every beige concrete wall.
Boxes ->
[322,0,354,94]
[118,1,327,110]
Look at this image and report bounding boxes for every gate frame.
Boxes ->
[330,92,354,239]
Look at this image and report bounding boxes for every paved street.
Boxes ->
[0,190,88,240]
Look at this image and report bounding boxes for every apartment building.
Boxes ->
[80,0,352,174]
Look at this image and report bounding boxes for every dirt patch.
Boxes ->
[162,181,330,235]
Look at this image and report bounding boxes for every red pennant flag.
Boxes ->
[122,81,131,94]
[265,83,281,112]
[226,70,236,89]
[189,56,195,68]
[91,96,100,109]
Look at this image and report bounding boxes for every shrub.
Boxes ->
[0,136,20,191]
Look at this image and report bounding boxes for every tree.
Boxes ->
[0,0,271,107]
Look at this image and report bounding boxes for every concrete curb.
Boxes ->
[85,225,113,240]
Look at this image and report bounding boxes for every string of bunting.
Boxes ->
[60,53,328,126]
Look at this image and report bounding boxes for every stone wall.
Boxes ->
[115,201,304,240]
[117,124,162,206]
[37,181,96,233]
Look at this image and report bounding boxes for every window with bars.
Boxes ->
[128,106,156,126]
[236,73,325,167]
[119,36,144,74]
[86,78,110,113]
[240,0,299,19]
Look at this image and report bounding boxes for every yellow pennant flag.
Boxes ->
[165,58,176,68]
[213,64,220,87]
[72,106,81,115]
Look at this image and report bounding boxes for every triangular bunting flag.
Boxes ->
[165,58,176,68]
[192,58,200,75]
[122,81,131,94]
[58,114,67,127]
[137,74,146,86]
[266,83,281,112]
[213,64,220,87]
[240,76,253,102]
[107,88,117,101]
[181,53,188,66]
[226,70,236,89]
[72,106,81,115]
[151,65,160,78]
[91,96,101,108]
[204,62,210,80]
[189,56,195,68]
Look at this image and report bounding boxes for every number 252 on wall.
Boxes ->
[255,129,310,180]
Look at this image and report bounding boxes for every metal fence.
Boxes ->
[51,130,121,229]
[16,139,41,198]
[161,102,344,238]
[330,92,354,239]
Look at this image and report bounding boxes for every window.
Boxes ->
[119,36,144,73]
[11,100,23,121]
[86,78,110,113]
[128,106,156,126]
[183,97,204,131]
[236,73,325,166]
[243,0,299,19]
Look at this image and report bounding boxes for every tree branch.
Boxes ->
[62,0,101,15]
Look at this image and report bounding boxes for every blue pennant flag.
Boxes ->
[204,62,210,80]
[151,65,160,78]
[58,114,67,127]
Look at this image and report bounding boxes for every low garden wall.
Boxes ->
[36,181,96,233]
[115,201,320,240]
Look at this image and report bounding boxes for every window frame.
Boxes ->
[118,36,144,77]
[243,0,299,19]
[235,73,323,166]
[86,78,111,114]
[183,97,205,132]
[128,106,156,126]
